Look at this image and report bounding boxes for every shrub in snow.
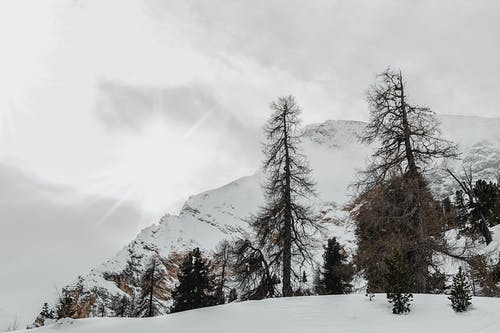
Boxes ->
[32,302,54,327]
[317,237,353,295]
[384,251,413,314]
[449,266,472,312]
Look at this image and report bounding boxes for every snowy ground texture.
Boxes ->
[0,308,17,332]
[21,294,500,333]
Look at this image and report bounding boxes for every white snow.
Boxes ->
[0,307,18,332]
[18,294,500,333]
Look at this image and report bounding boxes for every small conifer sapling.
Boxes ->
[449,266,472,312]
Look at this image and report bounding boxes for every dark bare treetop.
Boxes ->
[250,95,322,297]
[358,68,458,192]
[230,239,278,300]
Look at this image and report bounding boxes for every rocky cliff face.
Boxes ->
[44,115,500,319]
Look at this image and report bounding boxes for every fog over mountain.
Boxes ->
[1,0,500,330]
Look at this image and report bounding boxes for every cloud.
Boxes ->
[2,0,500,323]
[93,79,263,166]
[94,81,220,132]
[91,80,265,212]
[144,0,500,118]
[0,162,147,326]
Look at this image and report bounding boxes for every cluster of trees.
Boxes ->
[34,68,499,325]
[34,94,354,325]
[351,69,499,313]
[169,70,496,314]
[449,173,500,242]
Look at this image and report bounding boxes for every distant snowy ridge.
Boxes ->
[46,115,500,319]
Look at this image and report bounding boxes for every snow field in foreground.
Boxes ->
[22,294,500,333]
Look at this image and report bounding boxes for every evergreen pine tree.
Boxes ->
[33,302,54,327]
[56,293,76,319]
[318,238,353,294]
[447,171,494,244]
[40,302,54,319]
[472,180,499,228]
[170,248,217,313]
[449,266,472,312]
[250,95,321,297]
[135,256,168,317]
[384,251,413,314]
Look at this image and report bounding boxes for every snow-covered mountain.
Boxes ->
[46,115,500,319]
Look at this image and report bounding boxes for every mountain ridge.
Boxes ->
[39,115,500,320]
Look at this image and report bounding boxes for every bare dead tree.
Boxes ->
[230,239,279,300]
[250,95,323,297]
[212,240,231,304]
[135,255,168,317]
[358,68,458,192]
[353,68,458,293]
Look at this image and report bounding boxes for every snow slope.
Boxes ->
[21,294,500,333]
[0,308,18,332]
[42,115,500,319]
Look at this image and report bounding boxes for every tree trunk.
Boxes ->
[399,73,426,293]
[282,105,293,297]
[399,72,417,175]
[148,260,155,317]
[219,246,227,300]
[414,187,428,293]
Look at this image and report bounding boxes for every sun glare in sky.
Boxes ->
[84,120,215,217]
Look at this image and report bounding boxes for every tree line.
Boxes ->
[32,68,500,327]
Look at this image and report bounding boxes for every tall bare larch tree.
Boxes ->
[354,69,458,293]
[251,95,321,297]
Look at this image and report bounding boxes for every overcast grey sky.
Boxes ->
[1,0,499,215]
[1,0,500,324]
